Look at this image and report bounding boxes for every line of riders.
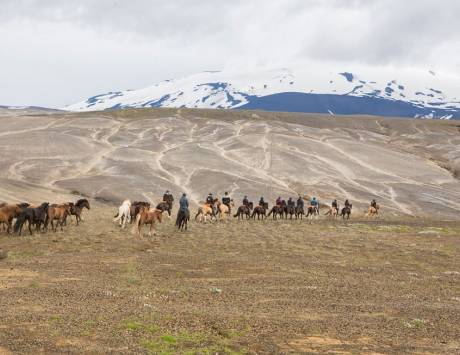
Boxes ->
[0,199,91,236]
[126,191,379,236]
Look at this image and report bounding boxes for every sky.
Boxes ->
[1,0,459,108]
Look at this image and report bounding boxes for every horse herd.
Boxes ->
[0,196,380,238]
[112,197,380,236]
[0,199,90,236]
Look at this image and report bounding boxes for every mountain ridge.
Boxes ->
[66,67,460,119]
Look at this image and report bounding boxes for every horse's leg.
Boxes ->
[28,218,33,236]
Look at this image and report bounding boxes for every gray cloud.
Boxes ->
[1,0,459,107]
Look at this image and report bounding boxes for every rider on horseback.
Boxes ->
[163,190,174,208]
[296,196,304,209]
[179,193,189,212]
[287,197,295,207]
[371,199,378,209]
[222,192,231,213]
[332,199,338,211]
[344,199,351,208]
[276,197,282,207]
[310,197,319,213]
[206,193,216,215]
[243,195,249,207]
[259,197,265,207]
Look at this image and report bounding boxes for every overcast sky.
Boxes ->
[1,0,459,107]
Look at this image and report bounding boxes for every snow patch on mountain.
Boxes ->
[66,66,460,119]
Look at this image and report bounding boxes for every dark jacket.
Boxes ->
[179,196,189,211]
[222,196,231,205]
[243,197,249,206]
[206,195,213,204]
[297,198,304,208]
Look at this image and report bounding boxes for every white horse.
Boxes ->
[113,199,132,228]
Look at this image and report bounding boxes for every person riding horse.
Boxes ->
[296,196,304,209]
[222,192,232,213]
[310,197,319,214]
[332,199,339,212]
[176,193,190,230]
[344,199,351,208]
[287,197,295,208]
[163,190,174,208]
[206,193,216,215]
[276,196,282,207]
[371,199,378,209]
[259,197,265,206]
[243,195,249,207]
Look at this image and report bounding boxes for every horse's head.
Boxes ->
[77,199,90,210]
[248,202,254,210]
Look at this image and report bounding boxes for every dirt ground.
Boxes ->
[1,208,460,354]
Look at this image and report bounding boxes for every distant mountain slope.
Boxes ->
[66,68,460,119]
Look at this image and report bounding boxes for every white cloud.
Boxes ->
[1,0,459,107]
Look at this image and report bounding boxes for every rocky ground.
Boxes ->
[0,108,459,218]
[1,208,459,354]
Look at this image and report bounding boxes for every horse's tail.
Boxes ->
[194,208,202,221]
[233,208,240,218]
[131,213,142,235]
[175,210,182,227]
[14,215,23,234]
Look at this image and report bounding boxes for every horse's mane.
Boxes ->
[76,199,88,207]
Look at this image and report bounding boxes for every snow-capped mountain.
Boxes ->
[66,67,460,119]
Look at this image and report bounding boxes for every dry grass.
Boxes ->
[0,207,459,354]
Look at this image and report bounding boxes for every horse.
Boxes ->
[252,203,268,220]
[175,208,190,231]
[133,207,163,237]
[267,203,285,220]
[216,200,234,221]
[195,199,217,223]
[114,199,132,228]
[365,204,379,217]
[155,201,172,218]
[306,206,320,220]
[325,206,339,218]
[0,204,24,233]
[285,204,296,219]
[46,203,72,232]
[70,199,90,225]
[130,201,151,222]
[14,202,49,236]
[234,202,253,221]
[341,205,353,220]
[295,206,304,219]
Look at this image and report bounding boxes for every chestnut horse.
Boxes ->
[46,203,72,232]
[0,204,24,233]
[365,204,379,217]
[195,199,217,223]
[216,200,234,221]
[133,207,163,237]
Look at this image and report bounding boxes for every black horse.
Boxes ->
[285,204,296,219]
[252,202,268,220]
[70,199,90,225]
[341,204,352,220]
[175,208,190,231]
[14,202,49,236]
[234,202,253,220]
[156,201,172,217]
[295,206,304,219]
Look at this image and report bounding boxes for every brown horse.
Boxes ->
[130,201,151,222]
[195,199,217,223]
[365,205,380,217]
[325,206,339,218]
[216,200,234,221]
[234,202,253,221]
[70,199,90,225]
[133,207,163,237]
[46,203,72,232]
[252,203,268,220]
[0,204,24,233]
